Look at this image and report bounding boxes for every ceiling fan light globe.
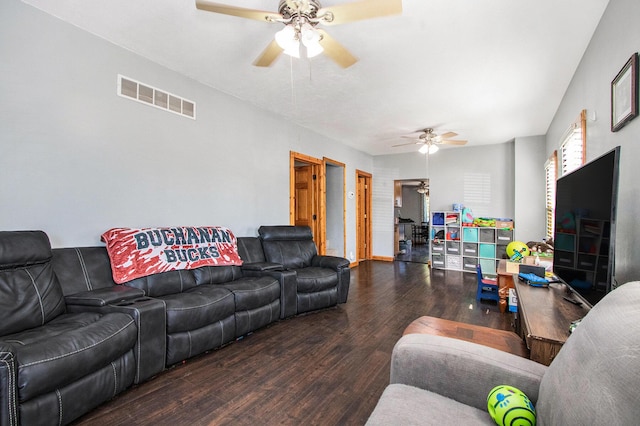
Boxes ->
[305,42,324,57]
[283,44,301,58]
[429,144,439,154]
[418,144,430,154]
[275,25,297,50]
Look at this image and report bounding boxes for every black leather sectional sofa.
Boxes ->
[0,226,350,426]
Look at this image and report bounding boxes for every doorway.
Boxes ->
[394,179,430,264]
[290,152,346,256]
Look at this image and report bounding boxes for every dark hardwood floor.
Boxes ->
[72,261,514,426]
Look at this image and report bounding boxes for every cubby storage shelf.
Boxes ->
[430,211,514,274]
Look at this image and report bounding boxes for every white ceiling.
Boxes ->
[22,0,610,156]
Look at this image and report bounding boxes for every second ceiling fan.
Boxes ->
[394,128,468,154]
[195,0,402,68]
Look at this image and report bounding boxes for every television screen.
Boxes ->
[553,146,620,306]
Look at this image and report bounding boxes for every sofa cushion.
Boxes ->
[161,286,236,334]
[191,265,243,285]
[294,267,338,293]
[0,231,66,336]
[222,276,281,311]
[1,311,137,402]
[366,384,494,425]
[127,269,197,297]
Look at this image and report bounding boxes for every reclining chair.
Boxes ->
[0,231,138,425]
[258,226,350,314]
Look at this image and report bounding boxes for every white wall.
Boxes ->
[0,1,372,257]
[514,136,547,242]
[545,0,640,284]
[373,142,516,257]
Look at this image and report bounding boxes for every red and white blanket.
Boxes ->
[101,226,243,284]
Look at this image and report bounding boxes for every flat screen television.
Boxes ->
[552,146,620,307]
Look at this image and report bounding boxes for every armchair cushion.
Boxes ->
[2,311,137,402]
[295,267,339,293]
[367,384,493,425]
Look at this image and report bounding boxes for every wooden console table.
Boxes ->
[403,316,529,358]
[514,279,590,365]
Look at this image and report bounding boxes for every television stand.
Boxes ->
[514,278,590,365]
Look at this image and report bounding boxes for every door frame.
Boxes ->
[356,169,372,262]
[323,157,347,257]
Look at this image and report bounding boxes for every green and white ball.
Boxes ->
[487,385,536,426]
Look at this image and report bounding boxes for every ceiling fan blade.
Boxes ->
[195,0,282,22]
[317,30,357,68]
[441,140,468,146]
[392,141,422,147]
[439,131,458,139]
[252,40,284,67]
[318,0,402,26]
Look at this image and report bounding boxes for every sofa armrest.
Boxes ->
[241,262,283,272]
[64,285,145,307]
[391,334,546,410]
[0,346,18,426]
[66,292,166,384]
[311,255,350,271]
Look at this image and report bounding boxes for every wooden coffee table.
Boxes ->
[403,316,529,358]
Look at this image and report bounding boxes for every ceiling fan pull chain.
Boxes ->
[289,55,297,109]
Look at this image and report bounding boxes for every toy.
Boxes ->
[526,240,553,255]
[487,385,536,426]
[506,241,530,262]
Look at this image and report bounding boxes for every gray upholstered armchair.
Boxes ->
[367,281,640,425]
[258,226,350,314]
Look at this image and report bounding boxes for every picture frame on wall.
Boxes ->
[611,52,638,132]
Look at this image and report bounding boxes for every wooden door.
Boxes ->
[356,170,372,261]
[290,152,323,252]
[295,165,314,229]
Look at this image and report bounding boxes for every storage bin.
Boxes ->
[479,228,496,243]
[446,255,461,269]
[463,227,478,242]
[446,241,460,255]
[463,257,478,272]
[463,242,478,256]
[432,212,444,226]
[497,229,513,243]
[431,253,445,268]
[479,243,496,258]
[479,258,496,275]
[431,242,444,253]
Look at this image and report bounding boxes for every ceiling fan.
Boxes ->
[393,128,468,154]
[195,0,402,68]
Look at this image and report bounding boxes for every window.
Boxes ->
[560,110,586,175]
[547,110,586,241]
[544,151,557,241]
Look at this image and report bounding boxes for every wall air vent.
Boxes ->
[117,75,196,120]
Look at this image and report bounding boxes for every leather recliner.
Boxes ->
[0,231,138,426]
[258,226,350,314]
